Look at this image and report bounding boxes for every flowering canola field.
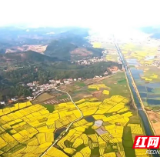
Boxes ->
[88,84,108,90]
[0,95,147,157]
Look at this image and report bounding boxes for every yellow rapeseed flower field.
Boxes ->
[128,124,143,134]
[75,99,86,104]
[103,90,109,95]
[80,146,91,157]
[0,137,7,149]
[28,137,39,146]
[92,42,102,48]
[73,152,83,157]
[44,147,68,157]
[37,133,46,144]
[103,152,116,157]
[81,134,88,145]
[135,149,149,157]
[0,94,138,157]
[88,84,107,90]
[64,148,76,155]
[72,138,83,148]
[88,134,98,143]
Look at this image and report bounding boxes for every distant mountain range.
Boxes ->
[0,27,89,54]
[0,27,103,63]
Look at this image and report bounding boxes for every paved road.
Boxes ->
[40,88,83,157]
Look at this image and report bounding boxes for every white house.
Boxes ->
[49,80,55,83]
[55,80,61,84]
[94,76,100,78]
[11,98,17,102]
[0,101,5,105]
[68,78,73,82]
[26,96,33,100]
[27,83,33,87]
[64,80,70,84]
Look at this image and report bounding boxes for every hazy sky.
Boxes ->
[0,0,160,30]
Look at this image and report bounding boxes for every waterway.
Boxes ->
[114,42,159,157]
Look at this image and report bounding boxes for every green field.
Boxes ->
[129,115,141,124]
[43,104,55,112]
[122,126,135,157]
[75,82,86,87]
[33,92,53,103]
[57,94,68,100]
[102,72,130,98]
[139,66,160,83]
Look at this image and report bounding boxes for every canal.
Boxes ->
[115,42,159,157]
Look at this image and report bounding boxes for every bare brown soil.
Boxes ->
[70,48,92,56]
[92,91,102,99]
[6,45,47,54]
[147,111,160,135]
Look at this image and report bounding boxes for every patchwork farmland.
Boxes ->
[0,94,148,157]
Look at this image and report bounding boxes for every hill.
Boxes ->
[0,60,121,101]
[0,27,106,101]
[45,32,103,60]
[0,27,89,54]
[0,51,58,66]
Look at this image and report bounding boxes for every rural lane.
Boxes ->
[40,87,83,157]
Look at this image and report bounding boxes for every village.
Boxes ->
[73,56,106,65]
[27,65,120,99]
[27,77,83,100]
[0,77,83,106]
[0,45,122,107]
[0,65,120,107]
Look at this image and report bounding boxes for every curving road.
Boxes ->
[40,87,83,157]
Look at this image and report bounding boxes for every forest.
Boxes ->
[0,61,122,101]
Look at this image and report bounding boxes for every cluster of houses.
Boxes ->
[49,78,82,85]
[142,61,160,68]
[75,56,106,65]
[108,66,119,74]
[26,78,82,99]
[0,98,18,106]
[0,63,121,106]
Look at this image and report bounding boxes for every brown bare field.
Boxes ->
[92,90,103,99]
[6,45,47,54]
[147,111,160,135]
[33,92,53,103]
[70,47,92,56]
[84,77,108,86]
[43,98,70,105]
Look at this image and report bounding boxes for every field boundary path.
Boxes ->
[40,87,83,157]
